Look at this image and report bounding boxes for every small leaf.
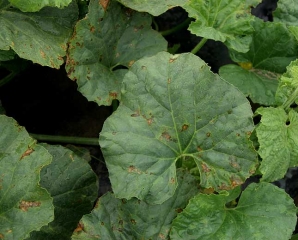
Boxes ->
[183,0,260,52]
[72,169,199,240]
[116,0,188,16]
[27,145,98,240]
[219,20,298,105]
[0,0,78,68]
[0,115,54,240]
[9,0,72,12]
[66,0,167,106]
[256,107,298,182]
[219,64,279,105]
[170,182,297,240]
[100,52,257,204]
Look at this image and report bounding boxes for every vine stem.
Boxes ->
[0,72,17,87]
[160,18,192,37]
[282,87,298,111]
[30,134,99,146]
[112,99,119,112]
[191,38,208,55]
[152,18,159,32]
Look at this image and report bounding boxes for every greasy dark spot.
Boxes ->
[130,219,136,225]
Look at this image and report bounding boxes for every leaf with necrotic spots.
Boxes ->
[0,115,54,240]
[0,0,78,68]
[65,0,167,106]
[99,52,257,204]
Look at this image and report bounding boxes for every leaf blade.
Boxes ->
[100,52,257,204]
[171,182,297,240]
[72,169,199,240]
[8,0,72,12]
[66,0,167,106]
[256,107,298,182]
[27,145,98,240]
[116,0,188,16]
[0,0,78,68]
[184,0,259,52]
[0,115,54,240]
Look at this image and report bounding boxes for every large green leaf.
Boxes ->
[100,52,257,204]
[170,182,297,240]
[72,169,199,240]
[9,0,72,12]
[183,0,260,52]
[0,0,78,68]
[0,115,54,240]
[219,20,298,105]
[116,0,188,16]
[256,107,298,182]
[66,0,167,106]
[274,0,298,26]
[27,145,98,240]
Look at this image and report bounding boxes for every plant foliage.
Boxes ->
[1,0,298,239]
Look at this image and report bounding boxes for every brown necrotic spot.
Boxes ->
[19,200,41,211]
[40,50,46,59]
[142,114,154,126]
[230,177,243,188]
[100,0,110,10]
[109,92,118,99]
[181,124,189,131]
[175,208,183,213]
[161,131,171,141]
[20,147,34,160]
[131,113,139,117]
[169,58,176,63]
[128,165,141,174]
[74,222,84,232]
[128,60,135,67]
[201,163,211,172]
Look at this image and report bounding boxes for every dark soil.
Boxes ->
[0,64,113,197]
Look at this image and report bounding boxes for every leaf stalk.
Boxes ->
[191,38,208,55]
[0,71,17,87]
[30,134,99,146]
[160,18,192,37]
